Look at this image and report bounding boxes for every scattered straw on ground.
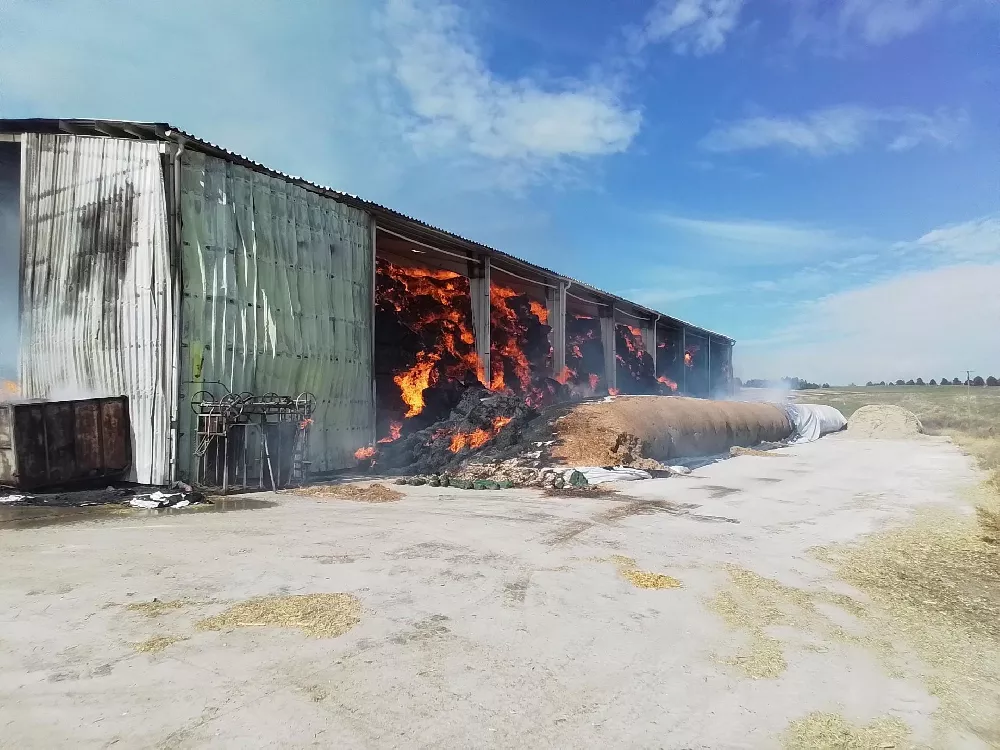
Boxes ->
[782,711,910,750]
[293,484,403,503]
[822,510,1000,742]
[133,635,186,653]
[196,593,362,638]
[730,445,786,458]
[706,564,893,681]
[609,555,682,590]
[125,599,189,617]
[847,405,923,439]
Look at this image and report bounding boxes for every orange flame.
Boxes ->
[378,421,403,444]
[589,374,600,390]
[684,350,694,367]
[492,415,512,431]
[378,261,485,420]
[657,376,679,392]
[299,417,314,430]
[554,366,575,385]
[354,446,376,460]
[529,300,549,325]
[394,351,440,418]
[608,387,620,396]
[449,427,493,453]
[490,284,533,394]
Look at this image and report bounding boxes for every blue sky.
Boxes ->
[1,0,998,383]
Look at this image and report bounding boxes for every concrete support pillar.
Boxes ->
[681,327,687,395]
[469,255,491,384]
[545,281,567,375]
[600,307,616,392]
[707,336,713,397]
[729,343,735,397]
[640,319,656,372]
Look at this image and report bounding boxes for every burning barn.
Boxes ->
[0,119,734,488]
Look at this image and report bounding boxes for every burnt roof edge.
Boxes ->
[0,117,734,344]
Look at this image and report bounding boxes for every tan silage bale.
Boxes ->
[548,396,792,466]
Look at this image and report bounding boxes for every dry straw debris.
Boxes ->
[730,446,786,458]
[293,483,403,503]
[827,511,1000,741]
[609,555,682,590]
[197,593,362,638]
[133,635,186,653]
[125,599,189,617]
[782,711,909,750]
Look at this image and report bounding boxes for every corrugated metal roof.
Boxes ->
[0,118,734,343]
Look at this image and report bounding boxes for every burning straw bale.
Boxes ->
[368,388,539,476]
[197,593,362,639]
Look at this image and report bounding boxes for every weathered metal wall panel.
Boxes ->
[19,134,174,484]
[176,151,373,479]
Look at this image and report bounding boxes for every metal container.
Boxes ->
[0,397,131,490]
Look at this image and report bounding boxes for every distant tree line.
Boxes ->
[864,377,999,387]
[738,377,831,390]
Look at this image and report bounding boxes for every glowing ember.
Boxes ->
[657,376,679,392]
[354,446,376,461]
[299,417,314,430]
[492,415,513,431]
[589,374,600,390]
[628,325,642,337]
[608,387,620,396]
[554,366,575,385]
[378,421,403,444]
[449,428,493,453]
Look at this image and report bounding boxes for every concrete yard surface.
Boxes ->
[0,433,990,749]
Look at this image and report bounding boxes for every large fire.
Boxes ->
[564,315,603,393]
[376,260,484,428]
[490,284,549,394]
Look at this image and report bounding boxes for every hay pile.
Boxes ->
[549,396,792,466]
[782,712,910,750]
[294,483,403,503]
[610,555,683,590]
[197,593,362,638]
[847,404,923,439]
[133,635,186,653]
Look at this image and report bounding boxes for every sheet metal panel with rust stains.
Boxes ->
[0,397,132,490]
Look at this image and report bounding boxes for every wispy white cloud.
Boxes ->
[789,0,947,49]
[651,212,874,264]
[382,0,641,178]
[637,0,745,55]
[736,262,1000,384]
[903,215,1000,261]
[701,105,965,156]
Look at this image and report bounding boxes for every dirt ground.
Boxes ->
[0,432,995,749]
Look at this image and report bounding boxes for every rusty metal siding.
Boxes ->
[0,397,132,489]
[18,134,174,484]
[176,150,373,479]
